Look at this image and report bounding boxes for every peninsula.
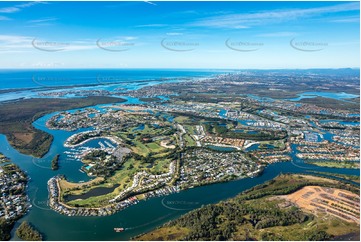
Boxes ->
[0,96,126,157]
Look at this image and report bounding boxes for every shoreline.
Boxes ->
[0,96,127,158]
[46,159,265,217]
[63,131,123,148]
[0,69,358,238]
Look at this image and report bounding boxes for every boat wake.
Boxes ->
[125,213,175,230]
[32,157,52,170]
[291,158,318,170]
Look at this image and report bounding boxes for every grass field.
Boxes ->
[184,125,195,134]
[66,153,173,207]
[258,139,286,150]
[146,142,164,152]
[183,134,196,146]
[307,161,359,169]
[311,171,360,184]
[174,116,189,123]
[63,118,177,208]
[59,177,104,191]
[66,158,137,207]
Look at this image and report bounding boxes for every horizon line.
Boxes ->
[0,67,359,70]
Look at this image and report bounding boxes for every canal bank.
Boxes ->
[0,99,358,241]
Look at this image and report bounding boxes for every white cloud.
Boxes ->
[0,35,33,44]
[331,17,360,23]
[61,45,97,51]
[233,25,249,29]
[0,1,46,14]
[17,1,47,8]
[0,35,34,53]
[190,2,360,29]
[135,24,168,28]
[143,1,157,6]
[28,17,57,23]
[0,35,99,52]
[26,17,57,27]
[32,62,65,68]
[0,7,20,13]
[123,36,138,41]
[0,16,11,20]
[257,32,298,37]
[330,41,360,46]
[166,32,183,36]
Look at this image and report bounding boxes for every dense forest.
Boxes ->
[0,218,13,241]
[51,154,60,170]
[16,221,43,241]
[0,96,125,157]
[136,174,359,241]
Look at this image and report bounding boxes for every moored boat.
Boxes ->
[114,227,124,232]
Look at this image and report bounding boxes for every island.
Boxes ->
[51,154,60,170]
[0,96,126,157]
[16,221,43,241]
[47,107,264,216]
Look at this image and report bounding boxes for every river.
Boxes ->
[0,69,228,102]
[0,96,358,240]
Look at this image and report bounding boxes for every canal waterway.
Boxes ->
[0,69,359,240]
[0,96,358,240]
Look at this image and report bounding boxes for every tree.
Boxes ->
[0,218,13,241]
[51,154,60,170]
[16,221,43,241]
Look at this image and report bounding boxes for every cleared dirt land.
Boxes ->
[283,186,360,224]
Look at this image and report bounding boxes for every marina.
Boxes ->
[0,96,358,240]
[0,69,359,240]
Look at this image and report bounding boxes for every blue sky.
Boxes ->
[0,1,359,69]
